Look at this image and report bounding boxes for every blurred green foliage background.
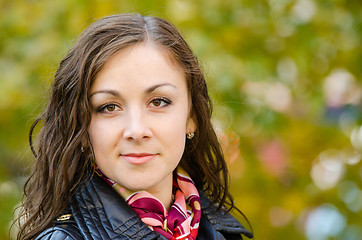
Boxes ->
[1,0,361,239]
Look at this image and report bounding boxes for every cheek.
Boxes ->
[159,115,187,147]
[88,119,112,153]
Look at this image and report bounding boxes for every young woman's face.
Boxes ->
[88,43,195,194]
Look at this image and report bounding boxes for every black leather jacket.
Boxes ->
[36,175,253,240]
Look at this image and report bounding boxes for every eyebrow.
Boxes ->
[90,83,177,98]
[145,83,176,94]
[90,90,119,98]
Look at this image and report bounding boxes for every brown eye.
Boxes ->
[97,104,120,113]
[106,105,116,111]
[152,99,162,107]
[149,98,172,108]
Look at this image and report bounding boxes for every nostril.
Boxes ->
[122,122,152,141]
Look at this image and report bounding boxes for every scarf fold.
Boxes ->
[94,167,201,240]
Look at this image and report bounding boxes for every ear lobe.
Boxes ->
[186,115,197,133]
[81,133,91,149]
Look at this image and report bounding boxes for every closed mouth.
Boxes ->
[121,153,157,164]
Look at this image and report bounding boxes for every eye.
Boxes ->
[149,98,172,108]
[97,104,120,113]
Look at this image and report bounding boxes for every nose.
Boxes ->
[122,108,152,141]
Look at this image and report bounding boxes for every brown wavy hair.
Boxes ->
[15,13,243,240]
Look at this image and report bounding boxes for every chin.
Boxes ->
[122,180,155,191]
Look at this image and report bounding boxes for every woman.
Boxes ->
[16,14,253,240]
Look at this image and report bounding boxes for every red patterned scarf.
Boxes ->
[94,167,201,240]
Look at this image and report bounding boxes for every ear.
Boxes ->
[186,114,197,134]
[81,132,91,149]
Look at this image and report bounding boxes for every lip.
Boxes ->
[121,153,157,165]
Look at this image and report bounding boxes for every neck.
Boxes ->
[146,174,174,210]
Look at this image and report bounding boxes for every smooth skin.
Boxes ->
[88,43,196,209]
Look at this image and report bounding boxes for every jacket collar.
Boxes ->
[70,174,252,239]
[71,174,165,239]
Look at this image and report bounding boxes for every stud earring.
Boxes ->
[81,146,84,153]
[187,132,194,139]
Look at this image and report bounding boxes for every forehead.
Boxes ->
[102,43,183,73]
[91,43,187,91]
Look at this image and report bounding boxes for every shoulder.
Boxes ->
[35,224,82,240]
[199,192,253,239]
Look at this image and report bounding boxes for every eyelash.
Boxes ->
[149,97,172,108]
[96,97,172,113]
[96,103,120,113]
